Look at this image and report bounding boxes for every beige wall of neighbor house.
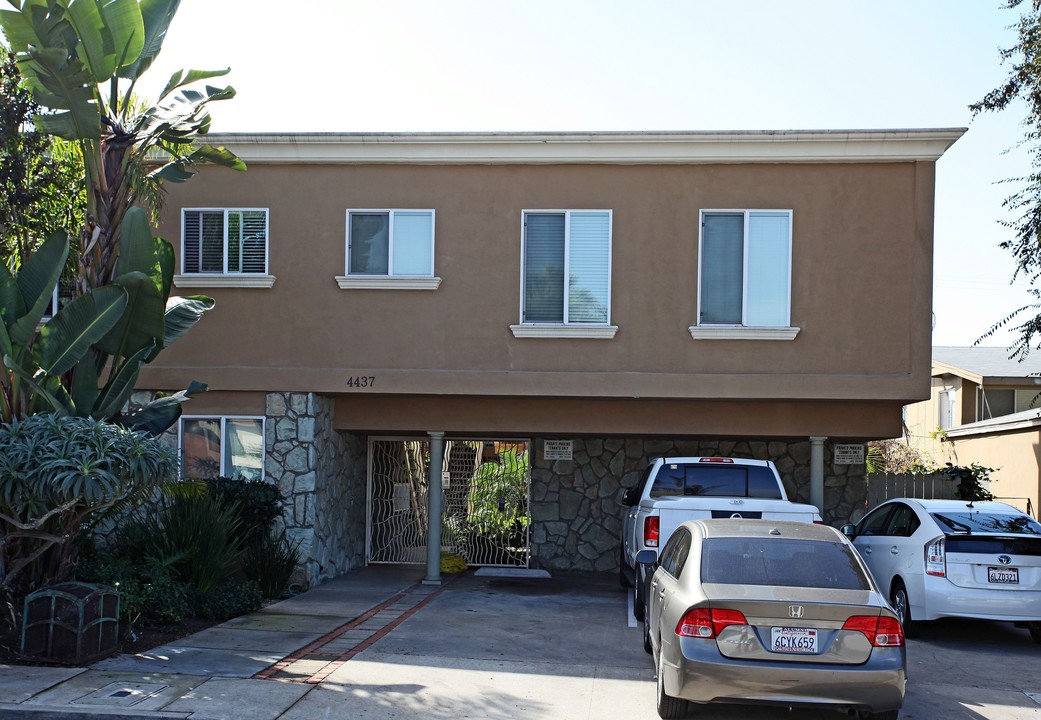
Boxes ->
[140,131,956,438]
[943,428,1041,515]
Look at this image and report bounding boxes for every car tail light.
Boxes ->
[841,615,905,647]
[644,516,660,548]
[925,536,946,577]
[676,608,748,638]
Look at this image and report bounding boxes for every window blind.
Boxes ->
[524,214,565,322]
[567,212,610,323]
[701,213,744,324]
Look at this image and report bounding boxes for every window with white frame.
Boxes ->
[181,209,268,275]
[347,210,434,276]
[179,416,265,481]
[694,210,796,340]
[520,210,612,327]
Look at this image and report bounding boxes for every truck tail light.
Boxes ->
[842,615,905,647]
[676,608,748,638]
[644,516,660,547]
[925,536,946,577]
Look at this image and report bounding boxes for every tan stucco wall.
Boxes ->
[140,159,937,438]
[944,431,1041,516]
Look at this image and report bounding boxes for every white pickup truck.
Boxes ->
[620,456,822,619]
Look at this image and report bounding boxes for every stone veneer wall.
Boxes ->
[265,392,366,588]
[529,437,867,573]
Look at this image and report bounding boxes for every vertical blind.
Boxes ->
[523,214,566,322]
[392,211,434,275]
[184,210,267,274]
[567,212,610,323]
[701,213,744,323]
[701,211,790,327]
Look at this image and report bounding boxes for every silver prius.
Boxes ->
[640,519,906,720]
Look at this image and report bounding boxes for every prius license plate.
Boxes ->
[770,627,818,654]
[988,567,1019,584]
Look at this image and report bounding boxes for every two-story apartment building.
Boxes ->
[139,129,963,586]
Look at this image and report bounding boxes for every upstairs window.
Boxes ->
[521,210,612,326]
[347,210,435,276]
[698,210,792,328]
[182,209,268,275]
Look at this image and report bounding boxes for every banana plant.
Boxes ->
[0,208,213,433]
[0,0,245,295]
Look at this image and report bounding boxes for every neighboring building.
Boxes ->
[138,129,963,586]
[905,346,1041,515]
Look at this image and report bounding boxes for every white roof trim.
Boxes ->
[197,129,966,165]
[944,408,1041,438]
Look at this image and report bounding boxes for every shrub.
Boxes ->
[241,531,301,599]
[204,477,284,543]
[192,580,262,622]
[76,551,191,632]
[115,494,243,593]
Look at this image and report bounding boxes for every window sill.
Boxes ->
[510,324,618,339]
[688,325,800,341]
[174,274,276,288]
[335,276,442,290]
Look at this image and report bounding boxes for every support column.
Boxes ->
[423,432,445,586]
[810,436,827,518]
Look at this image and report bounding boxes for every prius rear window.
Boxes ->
[700,538,870,590]
[930,512,1041,536]
[649,464,783,499]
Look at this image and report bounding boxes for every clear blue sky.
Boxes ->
[143,0,1036,347]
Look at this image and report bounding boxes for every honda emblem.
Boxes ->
[788,605,805,619]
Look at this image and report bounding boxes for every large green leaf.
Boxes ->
[118,0,178,80]
[95,271,164,360]
[151,294,213,361]
[2,354,74,416]
[66,0,116,82]
[158,67,230,101]
[157,236,174,299]
[114,205,160,278]
[70,351,100,417]
[22,45,101,140]
[98,0,145,73]
[117,380,206,436]
[0,261,22,340]
[10,230,68,347]
[35,285,128,377]
[93,340,155,419]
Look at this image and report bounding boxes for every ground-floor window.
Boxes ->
[179,416,265,481]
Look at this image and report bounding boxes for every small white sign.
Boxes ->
[543,440,573,460]
[834,444,865,465]
[442,470,451,490]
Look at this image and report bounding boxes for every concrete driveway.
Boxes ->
[281,570,1041,720]
[2,567,1039,719]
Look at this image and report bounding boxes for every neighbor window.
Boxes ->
[347,210,434,276]
[519,210,612,329]
[694,210,795,339]
[179,416,265,481]
[182,209,268,275]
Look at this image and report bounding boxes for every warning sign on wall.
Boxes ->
[543,440,573,460]
[834,444,865,465]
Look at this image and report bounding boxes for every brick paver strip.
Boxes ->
[254,574,458,684]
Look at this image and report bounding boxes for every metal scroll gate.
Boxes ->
[367,438,531,567]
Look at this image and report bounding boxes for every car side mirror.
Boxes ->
[840,523,857,540]
[635,549,657,566]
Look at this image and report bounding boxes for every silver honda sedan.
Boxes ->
[639,519,906,720]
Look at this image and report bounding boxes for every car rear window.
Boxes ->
[946,537,1041,556]
[930,512,1041,536]
[700,538,870,590]
[649,463,783,499]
